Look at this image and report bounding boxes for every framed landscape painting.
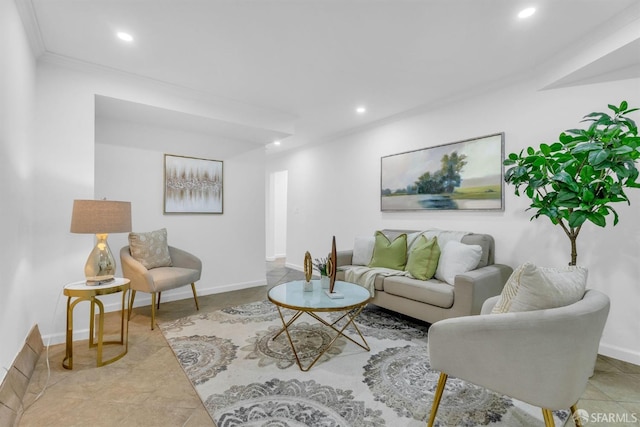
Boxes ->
[164,154,223,214]
[381,133,504,211]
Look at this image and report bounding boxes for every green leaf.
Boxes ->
[588,149,609,165]
[550,142,563,152]
[609,104,619,114]
[540,143,551,156]
[620,101,628,111]
[552,170,574,185]
[559,133,573,144]
[579,165,596,182]
[588,212,606,227]
[571,142,601,154]
[508,152,519,161]
[568,211,588,228]
[533,157,546,167]
[582,188,595,203]
[527,146,535,156]
[611,145,633,155]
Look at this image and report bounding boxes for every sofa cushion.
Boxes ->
[352,235,375,266]
[383,276,454,309]
[368,231,407,270]
[434,240,482,285]
[492,262,588,313]
[337,268,386,291]
[405,235,440,280]
[128,228,172,269]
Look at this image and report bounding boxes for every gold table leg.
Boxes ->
[62,289,129,369]
[273,304,370,372]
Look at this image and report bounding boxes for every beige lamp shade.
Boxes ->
[70,200,132,234]
[70,199,132,282]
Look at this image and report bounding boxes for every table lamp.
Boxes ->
[70,199,132,283]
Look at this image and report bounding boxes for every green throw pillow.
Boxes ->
[368,231,407,270]
[405,235,440,280]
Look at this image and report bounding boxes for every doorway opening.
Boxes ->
[266,170,288,261]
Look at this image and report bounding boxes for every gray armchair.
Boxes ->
[427,289,610,427]
[120,245,202,330]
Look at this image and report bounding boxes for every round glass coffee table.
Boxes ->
[268,279,372,371]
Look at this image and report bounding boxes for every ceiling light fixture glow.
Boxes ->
[518,7,536,19]
[356,106,366,114]
[273,141,281,146]
[117,32,134,42]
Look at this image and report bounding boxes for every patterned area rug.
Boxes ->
[160,301,569,427]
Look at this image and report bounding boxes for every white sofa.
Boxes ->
[336,229,513,324]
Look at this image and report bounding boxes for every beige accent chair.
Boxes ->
[426,289,610,427]
[120,246,202,330]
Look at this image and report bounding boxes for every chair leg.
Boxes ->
[570,404,582,427]
[191,283,200,311]
[151,293,156,330]
[157,292,161,310]
[542,408,555,427]
[128,290,136,320]
[427,373,448,427]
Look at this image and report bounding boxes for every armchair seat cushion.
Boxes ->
[149,267,201,292]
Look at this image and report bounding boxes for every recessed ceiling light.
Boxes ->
[518,7,536,19]
[356,106,366,114]
[273,141,281,146]
[116,32,134,42]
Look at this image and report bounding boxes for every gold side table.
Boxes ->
[62,278,130,370]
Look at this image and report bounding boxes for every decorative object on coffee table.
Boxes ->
[328,236,337,293]
[303,251,313,292]
[313,256,330,289]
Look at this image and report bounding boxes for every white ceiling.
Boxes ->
[19,0,640,151]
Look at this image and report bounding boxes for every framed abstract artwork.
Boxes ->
[381,133,504,211]
[164,154,223,214]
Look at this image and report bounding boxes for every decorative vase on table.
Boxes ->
[320,275,330,289]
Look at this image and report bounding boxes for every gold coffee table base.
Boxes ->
[62,279,130,370]
[268,280,372,372]
[272,305,370,372]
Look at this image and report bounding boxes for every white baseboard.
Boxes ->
[599,342,640,366]
[43,279,268,345]
[285,262,303,271]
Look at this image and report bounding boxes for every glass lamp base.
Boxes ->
[85,233,116,280]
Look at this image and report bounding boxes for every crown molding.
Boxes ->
[15,0,45,57]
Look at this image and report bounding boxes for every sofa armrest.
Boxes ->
[453,264,513,315]
[336,250,353,267]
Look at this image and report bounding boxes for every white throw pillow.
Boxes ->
[491,263,527,314]
[434,240,482,285]
[506,262,588,313]
[352,236,375,266]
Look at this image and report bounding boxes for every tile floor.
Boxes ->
[18,261,640,426]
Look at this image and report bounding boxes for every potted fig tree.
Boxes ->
[504,101,639,265]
